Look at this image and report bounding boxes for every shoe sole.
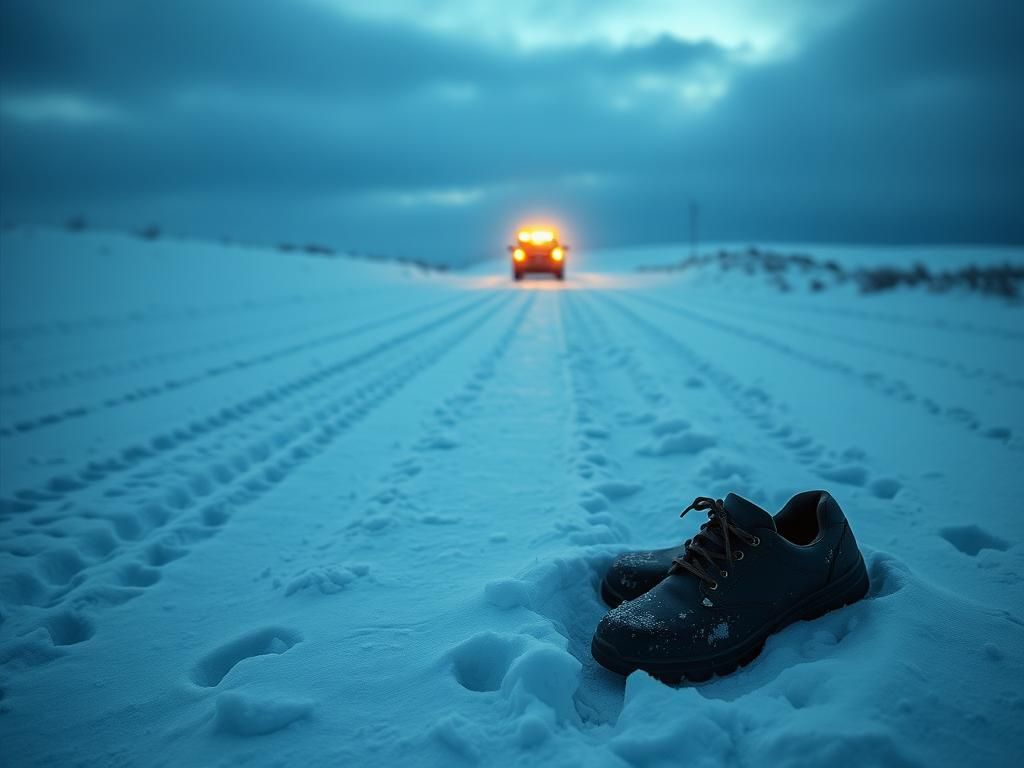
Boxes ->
[591,554,870,683]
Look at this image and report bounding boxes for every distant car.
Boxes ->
[509,227,567,280]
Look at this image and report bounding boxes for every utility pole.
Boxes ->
[689,200,699,259]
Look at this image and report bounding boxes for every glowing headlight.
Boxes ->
[551,247,564,261]
[513,248,526,262]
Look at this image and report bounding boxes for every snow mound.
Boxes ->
[500,644,581,724]
[284,564,370,596]
[215,690,313,736]
[484,578,532,610]
[444,631,581,732]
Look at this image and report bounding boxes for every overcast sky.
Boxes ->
[1,0,1021,261]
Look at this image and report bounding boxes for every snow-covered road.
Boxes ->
[2,230,1022,766]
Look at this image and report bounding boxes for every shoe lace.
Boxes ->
[670,496,758,588]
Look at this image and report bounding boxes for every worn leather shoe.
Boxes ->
[592,491,869,682]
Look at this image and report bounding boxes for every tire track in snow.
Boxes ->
[0,295,468,436]
[0,293,518,664]
[591,292,900,498]
[573,291,765,496]
[0,292,501,517]
[698,301,1024,393]
[0,294,462,402]
[573,291,670,410]
[0,286,382,345]
[735,295,1024,344]
[557,291,651,520]
[1,320,309,400]
[334,293,538,546]
[622,292,1021,452]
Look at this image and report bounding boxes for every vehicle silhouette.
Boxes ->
[509,227,567,280]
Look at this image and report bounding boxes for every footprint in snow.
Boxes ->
[190,626,301,687]
[638,432,716,457]
[447,631,527,692]
[418,434,459,451]
[420,513,461,525]
[868,477,902,500]
[983,426,1012,441]
[636,418,716,457]
[650,418,691,437]
[938,525,1010,557]
[816,464,869,487]
[579,495,609,513]
[42,610,94,646]
[36,548,87,586]
[698,457,754,482]
[591,480,643,501]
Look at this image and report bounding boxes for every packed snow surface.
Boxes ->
[1,229,1023,767]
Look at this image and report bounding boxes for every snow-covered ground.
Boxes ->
[2,228,1022,767]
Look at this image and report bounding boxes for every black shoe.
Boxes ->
[591,491,869,682]
[600,544,685,608]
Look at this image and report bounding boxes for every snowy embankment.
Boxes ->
[1,228,1022,767]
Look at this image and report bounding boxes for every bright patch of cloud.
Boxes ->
[627,72,730,111]
[315,0,854,56]
[385,187,486,208]
[422,81,480,103]
[1,93,123,125]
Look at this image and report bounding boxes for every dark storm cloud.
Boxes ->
[1,1,723,99]
[0,0,487,99]
[1,0,1021,257]
[0,0,726,198]
[619,0,1024,244]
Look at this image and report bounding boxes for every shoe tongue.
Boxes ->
[723,493,776,531]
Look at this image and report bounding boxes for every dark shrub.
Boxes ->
[303,243,335,256]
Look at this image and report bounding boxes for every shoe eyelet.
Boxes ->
[734,551,744,560]
[720,570,729,578]
[751,536,761,547]
[709,581,718,591]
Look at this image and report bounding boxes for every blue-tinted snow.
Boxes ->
[1,229,1022,767]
